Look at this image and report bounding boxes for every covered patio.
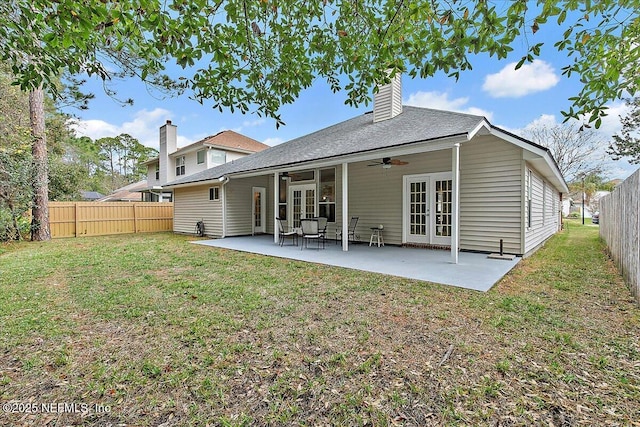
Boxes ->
[193,236,521,291]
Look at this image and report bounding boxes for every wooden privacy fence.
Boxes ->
[49,202,173,238]
[599,169,640,306]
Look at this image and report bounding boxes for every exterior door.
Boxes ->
[403,173,453,245]
[431,173,453,245]
[404,175,430,244]
[252,187,266,234]
[289,184,316,228]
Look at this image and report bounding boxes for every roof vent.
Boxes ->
[373,73,403,122]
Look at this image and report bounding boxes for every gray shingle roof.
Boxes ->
[165,106,485,187]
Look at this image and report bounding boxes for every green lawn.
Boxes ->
[1,221,638,426]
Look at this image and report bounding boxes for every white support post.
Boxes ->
[342,162,349,251]
[221,184,226,238]
[451,143,460,264]
[274,172,279,244]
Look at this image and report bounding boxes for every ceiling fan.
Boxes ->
[367,157,409,168]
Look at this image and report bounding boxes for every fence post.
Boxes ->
[74,202,78,237]
[133,203,138,233]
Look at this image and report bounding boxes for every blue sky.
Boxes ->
[67,33,637,181]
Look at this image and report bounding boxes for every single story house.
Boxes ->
[142,120,269,202]
[164,76,568,261]
[97,180,147,202]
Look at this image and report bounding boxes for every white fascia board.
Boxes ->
[171,145,205,157]
[142,157,159,166]
[166,179,221,189]
[467,120,492,140]
[228,135,467,179]
[490,127,569,194]
[203,143,256,155]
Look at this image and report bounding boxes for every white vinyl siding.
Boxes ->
[348,150,451,245]
[225,176,272,236]
[173,186,223,237]
[459,138,523,254]
[524,165,561,254]
[147,161,160,185]
[373,74,402,122]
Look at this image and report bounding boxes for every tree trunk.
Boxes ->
[29,87,51,241]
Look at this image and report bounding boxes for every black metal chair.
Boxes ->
[336,216,359,244]
[276,217,298,246]
[315,216,328,241]
[300,218,324,250]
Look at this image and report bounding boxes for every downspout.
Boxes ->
[219,176,229,238]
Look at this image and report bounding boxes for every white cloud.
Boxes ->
[597,101,630,137]
[220,118,266,134]
[263,137,284,146]
[404,91,494,120]
[483,60,559,98]
[70,108,191,149]
[522,114,558,132]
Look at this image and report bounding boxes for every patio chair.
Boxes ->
[300,218,324,250]
[336,216,359,244]
[315,216,328,241]
[277,217,298,246]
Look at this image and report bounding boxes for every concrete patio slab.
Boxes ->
[193,235,521,291]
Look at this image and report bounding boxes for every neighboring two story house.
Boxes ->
[142,120,269,201]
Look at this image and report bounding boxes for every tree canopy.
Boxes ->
[608,96,640,163]
[1,0,638,127]
[523,122,605,182]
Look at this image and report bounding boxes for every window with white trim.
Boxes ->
[318,168,336,222]
[209,149,226,166]
[209,187,220,201]
[154,164,159,180]
[175,156,185,176]
[197,149,206,164]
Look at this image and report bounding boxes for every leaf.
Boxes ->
[532,21,539,34]
[581,33,590,44]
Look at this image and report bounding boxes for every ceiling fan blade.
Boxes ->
[389,159,409,166]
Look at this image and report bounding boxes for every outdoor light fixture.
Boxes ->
[281,172,289,180]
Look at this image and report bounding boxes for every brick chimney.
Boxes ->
[373,73,403,122]
[159,120,177,185]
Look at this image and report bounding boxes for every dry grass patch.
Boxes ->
[1,224,639,426]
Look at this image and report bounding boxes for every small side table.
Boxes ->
[369,227,384,247]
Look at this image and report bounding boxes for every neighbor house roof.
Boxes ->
[97,180,147,202]
[165,106,568,192]
[81,191,104,200]
[144,130,270,165]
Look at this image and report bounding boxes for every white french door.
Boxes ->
[403,173,453,245]
[252,187,266,234]
[404,175,430,244]
[289,184,316,228]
